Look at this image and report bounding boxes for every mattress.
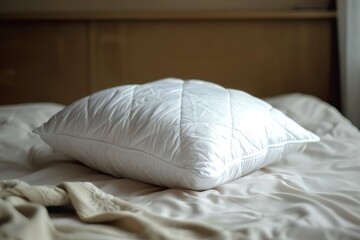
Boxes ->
[1,94,360,240]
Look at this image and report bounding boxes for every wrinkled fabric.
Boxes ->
[1,94,360,240]
[0,180,230,240]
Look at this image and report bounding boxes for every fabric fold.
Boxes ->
[0,180,231,240]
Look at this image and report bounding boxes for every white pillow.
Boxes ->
[34,78,319,190]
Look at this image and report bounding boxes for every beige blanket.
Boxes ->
[0,180,230,240]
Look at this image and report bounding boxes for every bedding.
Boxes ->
[1,93,360,240]
[33,79,319,190]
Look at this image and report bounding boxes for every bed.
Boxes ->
[1,9,360,240]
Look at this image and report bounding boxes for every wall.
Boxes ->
[337,0,360,129]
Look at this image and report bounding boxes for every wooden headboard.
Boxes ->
[0,10,339,107]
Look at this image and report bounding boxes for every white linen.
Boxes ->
[1,94,360,240]
[33,79,319,190]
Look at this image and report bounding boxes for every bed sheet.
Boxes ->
[1,94,360,240]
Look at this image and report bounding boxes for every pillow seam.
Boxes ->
[37,132,314,171]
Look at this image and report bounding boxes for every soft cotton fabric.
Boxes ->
[33,79,318,190]
[0,180,230,240]
[1,94,360,239]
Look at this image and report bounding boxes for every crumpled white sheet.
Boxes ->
[0,180,230,240]
[1,94,360,240]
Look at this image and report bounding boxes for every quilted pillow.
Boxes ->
[34,78,319,190]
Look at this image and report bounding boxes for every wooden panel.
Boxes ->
[0,11,337,106]
[0,0,334,12]
[0,21,89,104]
[91,19,333,101]
[0,10,337,20]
